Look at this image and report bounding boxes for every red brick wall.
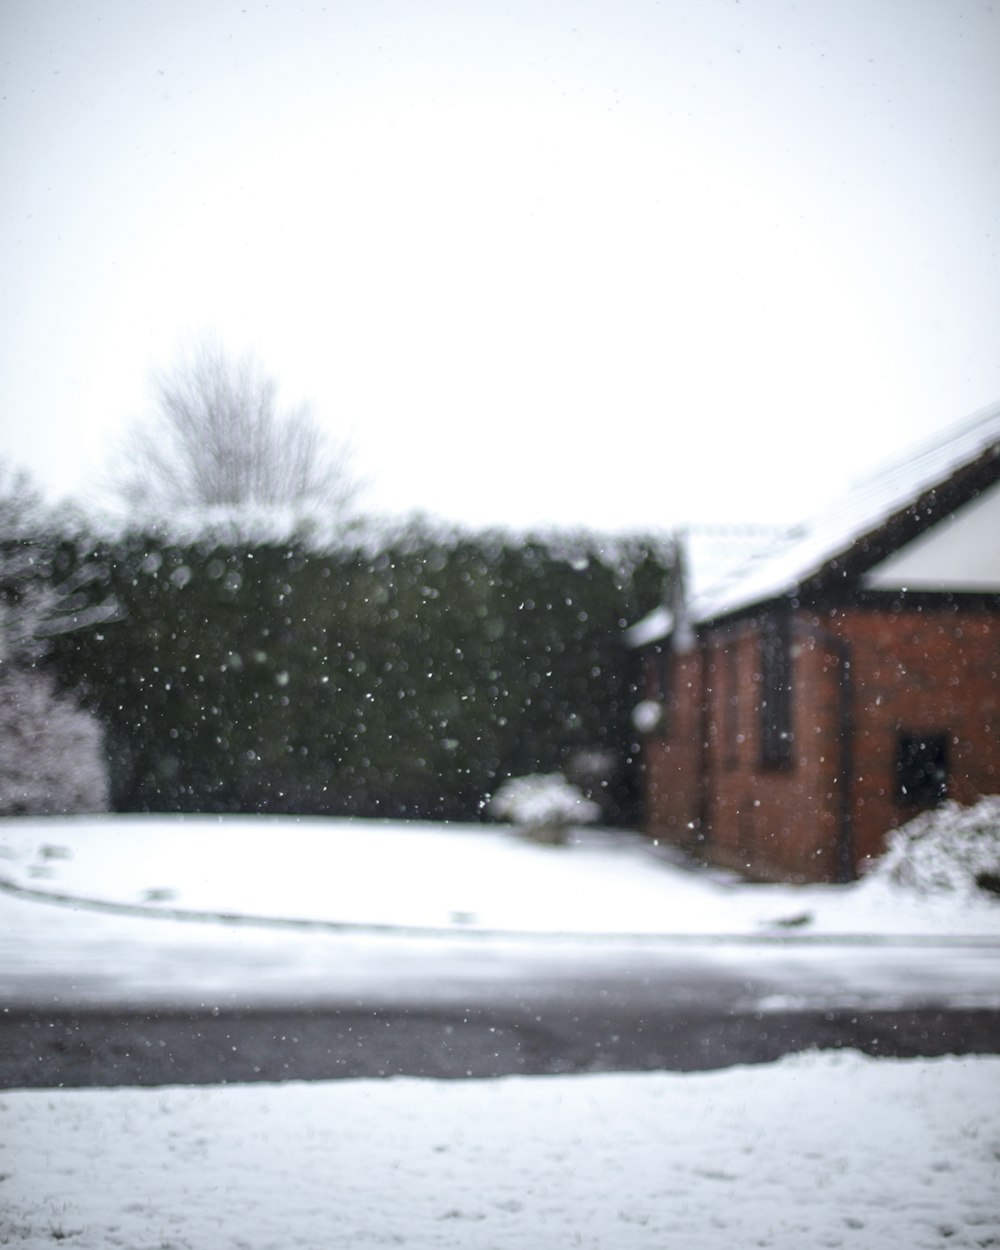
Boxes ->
[833,605,1000,865]
[697,618,843,881]
[637,602,1000,882]
[642,645,703,852]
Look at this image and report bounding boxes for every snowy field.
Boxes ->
[3,813,1000,938]
[2,1051,998,1249]
[2,815,999,1248]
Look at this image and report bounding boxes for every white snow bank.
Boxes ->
[2,814,999,939]
[2,1051,997,1250]
[866,796,1000,897]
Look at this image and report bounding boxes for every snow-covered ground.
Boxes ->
[4,813,1000,938]
[3,1051,998,1249]
[2,815,999,1249]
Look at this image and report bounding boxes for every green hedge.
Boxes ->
[48,520,677,823]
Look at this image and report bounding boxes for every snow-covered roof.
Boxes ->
[624,525,781,649]
[683,524,787,602]
[691,401,1000,623]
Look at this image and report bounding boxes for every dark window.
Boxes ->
[896,732,948,807]
[759,614,793,769]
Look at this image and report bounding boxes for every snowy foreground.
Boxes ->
[2,816,999,1248]
[3,1051,998,1250]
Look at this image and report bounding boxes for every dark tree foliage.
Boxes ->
[49,522,678,825]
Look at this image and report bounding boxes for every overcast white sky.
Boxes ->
[2,0,998,532]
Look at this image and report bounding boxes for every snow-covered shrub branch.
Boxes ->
[0,666,109,814]
[867,797,1000,898]
[0,463,113,815]
[490,773,600,845]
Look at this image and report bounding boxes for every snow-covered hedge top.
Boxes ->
[74,508,680,570]
[490,774,600,830]
[866,796,1000,897]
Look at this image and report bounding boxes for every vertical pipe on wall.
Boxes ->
[696,633,712,851]
[798,616,856,882]
[834,635,856,884]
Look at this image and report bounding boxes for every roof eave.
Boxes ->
[693,434,1000,626]
[806,441,1000,598]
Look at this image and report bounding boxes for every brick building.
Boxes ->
[628,404,1000,882]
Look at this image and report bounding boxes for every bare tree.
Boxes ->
[110,339,360,517]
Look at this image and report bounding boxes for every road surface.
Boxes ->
[3,1001,999,1088]
[2,886,998,1087]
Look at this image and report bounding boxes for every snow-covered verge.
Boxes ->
[2,1051,997,1250]
[2,813,999,939]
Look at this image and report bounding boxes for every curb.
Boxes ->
[4,876,1000,949]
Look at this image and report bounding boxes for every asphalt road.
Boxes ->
[4,1000,999,1088]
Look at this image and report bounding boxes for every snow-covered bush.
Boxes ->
[0,665,109,815]
[868,797,1000,898]
[489,773,600,845]
[0,462,114,815]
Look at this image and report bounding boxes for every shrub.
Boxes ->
[0,666,109,815]
[870,797,1000,898]
[489,773,600,845]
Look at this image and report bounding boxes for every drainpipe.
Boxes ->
[833,635,856,884]
[804,620,855,883]
[696,631,712,854]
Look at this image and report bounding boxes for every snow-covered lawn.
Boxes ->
[3,813,999,938]
[2,1051,998,1250]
